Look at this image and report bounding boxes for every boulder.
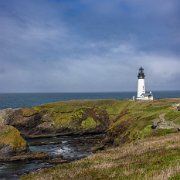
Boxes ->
[172,103,180,111]
[0,125,28,157]
[0,152,49,162]
[152,113,180,130]
[5,108,43,136]
[177,105,180,111]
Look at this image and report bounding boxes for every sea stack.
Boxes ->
[136,67,153,101]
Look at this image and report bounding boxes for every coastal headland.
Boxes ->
[0,99,179,179]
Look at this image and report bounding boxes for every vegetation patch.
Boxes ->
[52,112,73,128]
[81,117,98,129]
[22,108,38,117]
[105,99,180,144]
[26,99,180,141]
[20,99,180,179]
[22,133,180,180]
[0,125,27,150]
[165,110,180,124]
[170,174,180,180]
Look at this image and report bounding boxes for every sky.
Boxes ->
[0,0,180,92]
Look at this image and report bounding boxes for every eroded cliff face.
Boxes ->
[4,106,110,138]
[0,109,28,157]
[0,101,111,161]
[1,99,179,158]
[0,125,28,156]
[0,100,111,159]
[0,109,51,161]
[5,108,46,137]
[20,99,180,180]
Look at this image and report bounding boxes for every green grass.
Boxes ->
[105,99,180,144]
[165,110,180,124]
[22,133,180,180]
[52,112,73,128]
[32,99,180,143]
[21,99,180,179]
[81,117,98,129]
[33,101,113,130]
[170,174,180,180]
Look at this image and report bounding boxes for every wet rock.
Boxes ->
[29,141,61,146]
[47,157,68,164]
[91,144,105,153]
[0,152,49,162]
[0,144,14,156]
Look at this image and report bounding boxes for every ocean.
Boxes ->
[0,91,180,109]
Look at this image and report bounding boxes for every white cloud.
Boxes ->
[0,0,179,92]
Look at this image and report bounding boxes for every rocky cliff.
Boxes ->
[21,98,180,180]
[4,101,110,138]
[0,109,28,157]
[0,109,48,161]
[0,125,28,156]
[1,99,180,162]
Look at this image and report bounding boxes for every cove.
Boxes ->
[0,134,104,179]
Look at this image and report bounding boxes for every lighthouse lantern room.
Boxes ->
[136,67,153,101]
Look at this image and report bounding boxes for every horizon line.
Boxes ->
[0,90,180,94]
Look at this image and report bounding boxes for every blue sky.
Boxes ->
[0,0,180,92]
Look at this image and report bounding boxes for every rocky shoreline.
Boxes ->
[0,99,179,164]
[0,152,49,162]
[2,106,109,138]
[0,104,108,162]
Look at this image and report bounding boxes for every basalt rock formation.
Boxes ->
[0,109,49,161]
[0,109,28,157]
[0,125,28,156]
[0,101,111,161]
[4,105,110,138]
[152,113,180,131]
[21,99,180,180]
[1,99,180,163]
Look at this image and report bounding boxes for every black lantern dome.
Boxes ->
[138,67,145,79]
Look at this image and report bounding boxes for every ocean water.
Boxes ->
[0,91,180,109]
[0,134,103,179]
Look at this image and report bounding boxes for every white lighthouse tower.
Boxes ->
[136,67,153,101]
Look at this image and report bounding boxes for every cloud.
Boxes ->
[0,68,6,74]
[0,0,179,92]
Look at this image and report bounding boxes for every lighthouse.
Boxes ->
[136,67,153,101]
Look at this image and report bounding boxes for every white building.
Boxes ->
[136,67,153,101]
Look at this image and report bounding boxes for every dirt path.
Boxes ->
[159,113,166,122]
